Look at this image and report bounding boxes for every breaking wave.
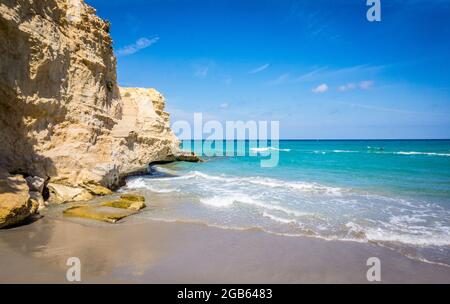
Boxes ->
[250,147,291,152]
[394,151,450,157]
[312,150,450,157]
[124,165,450,265]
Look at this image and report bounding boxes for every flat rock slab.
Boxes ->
[102,199,146,211]
[63,205,137,223]
[120,194,145,202]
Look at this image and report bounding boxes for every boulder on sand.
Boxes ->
[0,171,38,229]
[47,183,94,204]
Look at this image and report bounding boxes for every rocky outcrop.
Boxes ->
[110,87,180,181]
[0,169,38,228]
[0,0,180,188]
[0,0,182,226]
[0,0,121,186]
[47,183,93,204]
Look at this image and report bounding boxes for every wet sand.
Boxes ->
[0,215,449,284]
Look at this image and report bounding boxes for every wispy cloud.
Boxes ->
[281,64,384,85]
[268,73,290,85]
[194,66,210,78]
[219,103,229,109]
[116,37,159,57]
[359,80,375,90]
[338,83,357,92]
[192,60,216,79]
[294,67,328,82]
[339,81,375,92]
[312,83,329,94]
[224,76,233,85]
[325,65,386,78]
[248,63,270,74]
[287,3,337,40]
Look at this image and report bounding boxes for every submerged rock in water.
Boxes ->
[63,205,137,224]
[0,171,38,229]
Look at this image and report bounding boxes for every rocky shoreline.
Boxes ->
[0,0,200,228]
[0,154,202,229]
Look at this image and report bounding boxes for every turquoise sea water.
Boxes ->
[124,140,450,266]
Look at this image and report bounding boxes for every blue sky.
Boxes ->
[86,0,450,139]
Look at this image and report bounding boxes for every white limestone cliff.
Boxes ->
[0,0,182,227]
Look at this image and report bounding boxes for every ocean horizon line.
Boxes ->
[180,138,450,141]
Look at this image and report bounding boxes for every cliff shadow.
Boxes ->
[0,12,60,181]
[0,89,58,181]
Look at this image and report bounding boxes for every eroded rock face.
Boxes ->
[111,87,180,178]
[0,0,121,184]
[0,0,180,192]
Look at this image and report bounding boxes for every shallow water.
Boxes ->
[123,140,450,266]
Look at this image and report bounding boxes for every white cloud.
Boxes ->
[116,37,159,57]
[359,80,375,90]
[312,83,329,93]
[248,63,270,74]
[219,103,229,109]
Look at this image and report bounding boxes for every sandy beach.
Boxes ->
[1,212,449,284]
